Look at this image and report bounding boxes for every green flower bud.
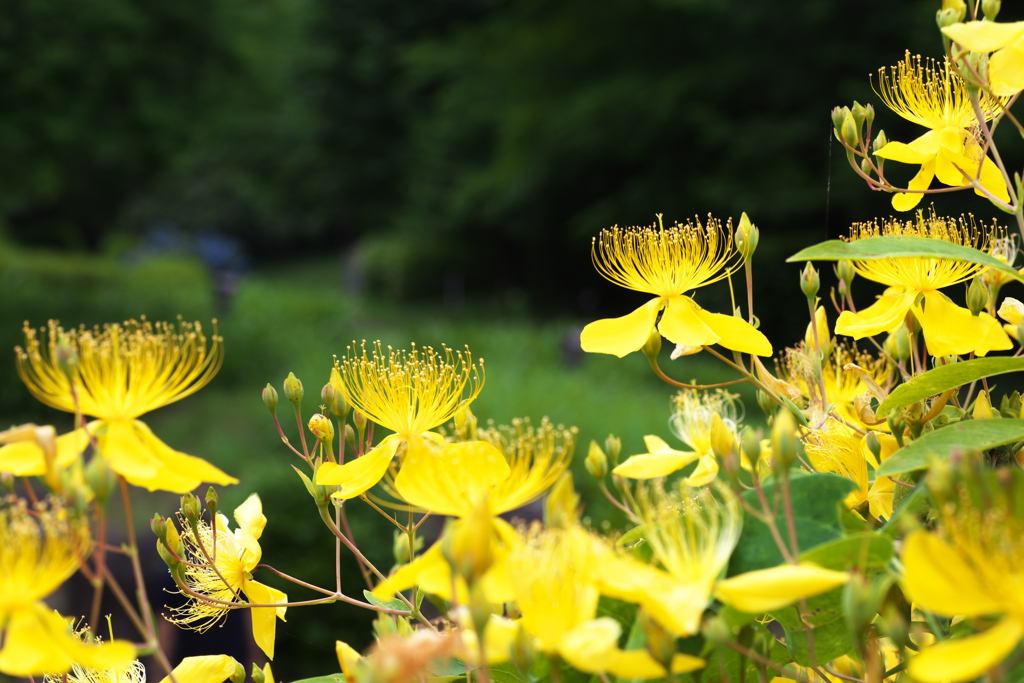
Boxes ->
[831,106,849,133]
[771,409,799,472]
[872,130,888,155]
[735,212,759,261]
[180,492,201,526]
[860,158,873,177]
[454,405,478,440]
[262,383,278,413]
[84,451,116,504]
[230,660,246,683]
[983,0,1001,20]
[205,486,218,514]
[701,614,733,648]
[850,101,868,129]
[740,426,763,472]
[841,111,860,148]
[864,103,875,128]
[251,664,266,683]
[799,262,820,299]
[836,260,856,286]
[967,276,989,316]
[151,513,168,541]
[283,372,303,406]
[884,325,911,362]
[584,440,608,479]
[393,529,423,565]
[604,434,622,465]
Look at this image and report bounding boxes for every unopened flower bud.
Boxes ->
[308,413,335,444]
[756,390,777,419]
[353,411,367,433]
[701,614,733,648]
[843,574,880,637]
[972,390,995,420]
[982,0,1000,20]
[863,431,883,464]
[638,609,676,671]
[393,529,422,565]
[884,325,911,362]
[864,103,875,128]
[283,372,303,406]
[836,260,856,286]
[157,520,184,569]
[442,501,495,583]
[800,262,820,299]
[344,424,357,451]
[937,0,966,29]
[831,106,849,133]
[967,276,989,316]
[230,660,246,683]
[771,409,799,472]
[740,427,762,472]
[841,111,860,148]
[735,212,759,261]
[584,440,608,479]
[544,472,579,529]
[205,486,218,514]
[262,384,278,413]
[872,130,888,155]
[604,434,621,464]
[850,101,868,129]
[998,297,1024,325]
[54,335,79,380]
[860,158,873,176]
[180,492,201,525]
[151,513,168,540]
[641,327,662,362]
[84,451,116,503]
[454,405,478,440]
[251,664,266,683]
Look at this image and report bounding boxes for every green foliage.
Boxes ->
[728,473,858,576]
[876,357,1024,418]
[877,418,1024,476]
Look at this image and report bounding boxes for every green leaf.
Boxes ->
[876,418,1024,477]
[798,532,893,571]
[363,589,407,612]
[787,236,1023,284]
[428,658,473,678]
[783,615,855,666]
[875,357,1024,419]
[728,473,858,576]
[291,677,345,683]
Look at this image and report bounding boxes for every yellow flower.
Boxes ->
[901,467,1024,682]
[804,421,894,521]
[602,481,848,636]
[580,217,772,358]
[158,655,244,683]
[41,628,145,683]
[167,494,287,660]
[834,213,1012,356]
[872,53,1009,211]
[943,20,1024,97]
[316,342,484,499]
[374,420,574,603]
[506,524,705,679]
[613,389,739,483]
[0,497,134,677]
[0,320,236,493]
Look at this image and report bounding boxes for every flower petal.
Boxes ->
[908,615,1024,683]
[682,453,719,487]
[580,298,662,357]
[0,604,135,677]
[901,530,1004,617]
[0,428,86,476]
[557,617,620,674]
[693,307,773,356]
[612,451,698,479]
[657,296,719,348]
[835,288,916,339]
[714,563,849,614]
[891,159,936,212]
[875,140,934,164]
[395,438,509,516]
[914,291,1012,357]
[233,493,266,542]
[989,38,1024,96]
[244,579,288,660]
[942,20,1024,52]
[158,655,241,683]
[317,433,402,498]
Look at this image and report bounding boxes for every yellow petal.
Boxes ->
[835,288,916,339]
[901,530,1004,617]
[373,540,461,602]
[336,641,364,683]
[580,298,662,357]
[976,150,1011,202]
[262,663,276,683]
[657,296,719,348]
[989,38,1024,96]
[608,650,707,679]
[693,306,773,356]
[891,160,936,212]
[557,617,621,674]
[714,563,849,614]
[317,434,402,498]
[395,438,510,516]
[908,615,1024,683]
[874,140,934,164]
[682,453,719,487]
[233,493,266,541]
[914,291,1012,357]
[0,604,135,676]
[244,579,288,660]
[159,654,241,683]
[0,427,86,476]
[942,20,1024,52]
[612,451,698,478]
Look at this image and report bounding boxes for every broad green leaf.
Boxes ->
[489,661,536,683]
[728,473,858,576]
[363,589,406,612]
[783,614,855,666]
[876,418,1024,477]
[876,358,1024,418]
[772,587,844,630]
[799,532,893,571]
[428,658,473,678]
[881,482,928,533]
[787,236,1023,284]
